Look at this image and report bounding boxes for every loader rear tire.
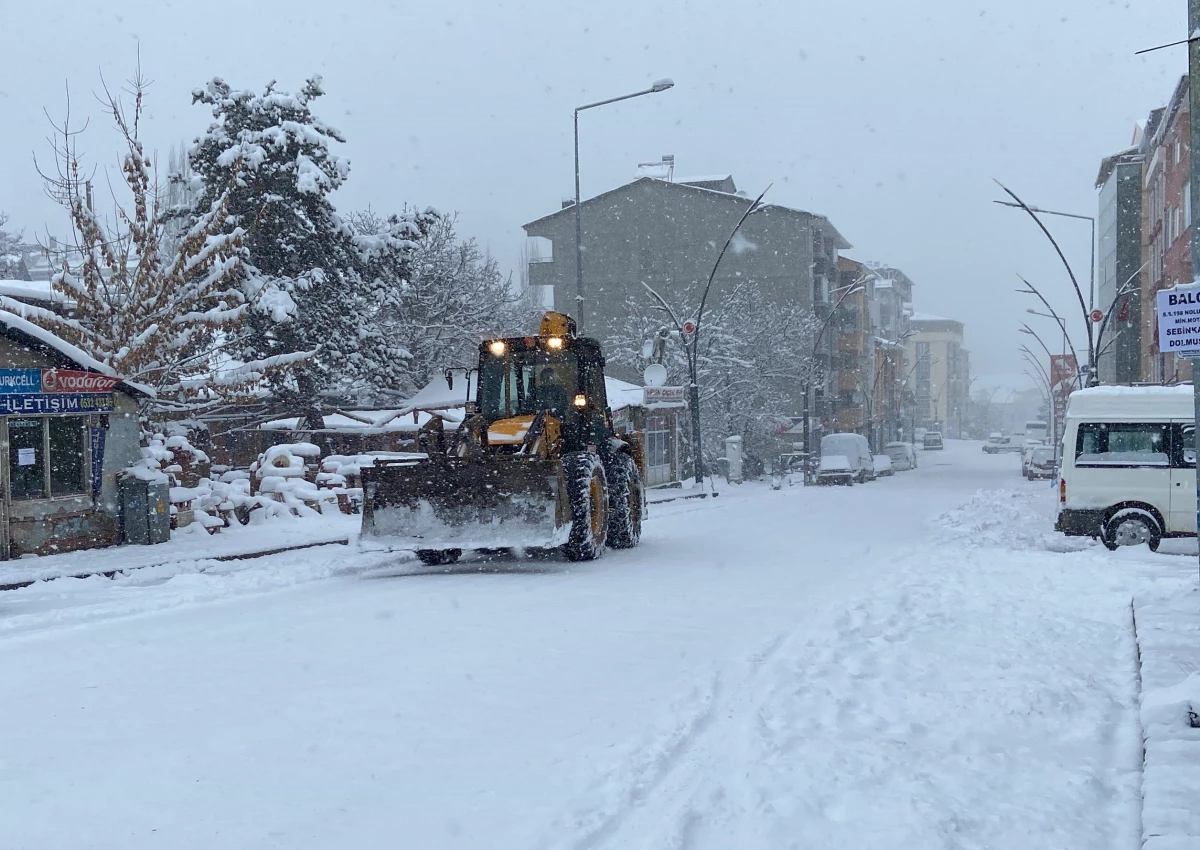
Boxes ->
[563,452,608,562]
[606,454,644,549]
[416,548,462,566]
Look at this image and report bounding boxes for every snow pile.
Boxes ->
[931,486,1068,550]
[1134,575,1200,848]
[121,437,172,484]
[251,442,341,517]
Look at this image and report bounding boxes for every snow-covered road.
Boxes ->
[1,443,1147,849]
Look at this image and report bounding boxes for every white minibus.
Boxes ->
[1056,386,1195,551]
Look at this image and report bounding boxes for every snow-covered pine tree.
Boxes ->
[186,76,363,427]
[8,68,298,413]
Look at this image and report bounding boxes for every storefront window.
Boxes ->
[9,418,46,500]
[49,417,86,495]
[7,416,89,500]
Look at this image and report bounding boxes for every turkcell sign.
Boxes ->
[1156,283,1200,359]
[0,369,117,415]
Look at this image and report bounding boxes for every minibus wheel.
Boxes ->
[1102,510,1161,553]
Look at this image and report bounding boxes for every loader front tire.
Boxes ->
[563,452,608,561]
[416,548,462,566]
[606,453,644,549]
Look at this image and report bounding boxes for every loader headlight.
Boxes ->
[573,394,587,408]
[489,340,507,356]
[545,336,564,350]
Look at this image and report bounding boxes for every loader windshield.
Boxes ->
[480,349,579,421]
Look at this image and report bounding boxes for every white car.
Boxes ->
[821,433,875,483]
[884,441,917,471]
[816,454,855,486]
[983,433,1020,454]
[872,454,894,477]
[1020,438,1046,476]
[1056,385,1194,552]
[923,431,944,450]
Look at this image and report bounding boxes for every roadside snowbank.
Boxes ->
[1134,566,1200,848]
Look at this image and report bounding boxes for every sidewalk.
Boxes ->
[1133,561,1200,849]
[0,513,358,589]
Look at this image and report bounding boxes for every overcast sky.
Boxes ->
[0,0,1186,386]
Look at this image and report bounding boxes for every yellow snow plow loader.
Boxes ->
[360,311,646,565]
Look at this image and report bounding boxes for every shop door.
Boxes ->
[645,414,672,486]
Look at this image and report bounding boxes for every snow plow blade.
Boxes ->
[360,456,566,551]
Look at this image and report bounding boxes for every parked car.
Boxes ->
[913,427,928,447]
[821,433,875,483]
[884,441,917,471]
[872,454,894,477]
[983,433,1019,454]
[816,454,855,486]
[1020,438,1046,476]
[923,431,944,450]
[1025,446,1056,480]
[1055,385,1194,552]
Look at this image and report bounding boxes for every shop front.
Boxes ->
[0,316,145,558]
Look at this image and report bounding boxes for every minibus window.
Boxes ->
[1181,425,1196,468]
[1076,422,1170,466]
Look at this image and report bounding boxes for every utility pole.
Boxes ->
[1190,0,1200,581]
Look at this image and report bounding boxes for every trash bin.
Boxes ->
[119,476,171,545]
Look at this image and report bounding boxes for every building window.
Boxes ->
[1186,189,1192,229]
[7,416,88,501]
[1176,140,1182,165]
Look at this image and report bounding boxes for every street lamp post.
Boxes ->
[801,279,866,482]
[993,189,1098,384]
[641,187,770,487]
[573,78,674,331]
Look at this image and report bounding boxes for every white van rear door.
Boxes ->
[1169,423,1198,535]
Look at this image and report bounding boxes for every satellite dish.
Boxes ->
[643,363,668,387]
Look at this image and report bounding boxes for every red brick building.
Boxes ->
[1144,75,1192,383]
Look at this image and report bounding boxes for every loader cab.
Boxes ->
[478,314,610,454]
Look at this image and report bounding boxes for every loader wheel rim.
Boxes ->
[590,474,605,539]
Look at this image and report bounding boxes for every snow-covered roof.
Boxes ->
[0,309,154,397]
[260,409,456,434]
[677,174,733,184]
[605,376,645,412]
[398,372,478,415]
[910,312,958,324]
[1065,384,1195,419]
[524,178,852,250]
[0,279,71,306]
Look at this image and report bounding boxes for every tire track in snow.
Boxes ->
[536,671,722,850]
[537,627,799,850]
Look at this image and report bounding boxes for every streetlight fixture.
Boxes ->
[994,199,1095,313]
[573,78,675,331]
[993,183,1097,384]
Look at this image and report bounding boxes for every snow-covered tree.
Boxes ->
[608,280,819,465]
[0,212,31,280]
[348,208,533,401]
[185,75,363,427]
[9,69,300,413]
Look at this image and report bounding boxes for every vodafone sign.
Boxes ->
[42,369,121,393]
